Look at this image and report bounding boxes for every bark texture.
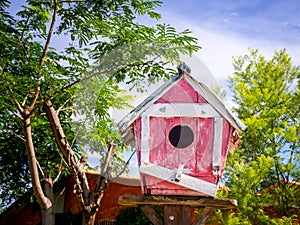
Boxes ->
[41,178,55,225]
[44,99,116,225]
[23,112,54,225]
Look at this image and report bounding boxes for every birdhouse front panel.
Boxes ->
[149,117,197,170]
[120,73,247,197]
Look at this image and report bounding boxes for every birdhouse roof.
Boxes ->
[118,72,247,145]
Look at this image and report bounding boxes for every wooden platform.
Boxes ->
[118,195,237,225]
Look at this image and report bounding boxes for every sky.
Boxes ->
[155,0,300,87]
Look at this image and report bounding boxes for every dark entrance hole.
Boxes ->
[168,125,194,148]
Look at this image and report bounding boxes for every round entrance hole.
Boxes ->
[168,125,194,148]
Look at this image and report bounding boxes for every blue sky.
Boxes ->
[154,0,300,86]
[160,0,300,43]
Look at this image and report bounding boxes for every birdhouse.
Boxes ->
[119,68,247,197]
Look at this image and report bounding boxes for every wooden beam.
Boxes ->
[140,205,163,225]
[192,207,215,225]
[118,195,237,209]
[164,205,190,225]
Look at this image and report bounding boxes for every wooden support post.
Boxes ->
[192,207,215,225]
[164,205,190,225]
[140,205,163,225]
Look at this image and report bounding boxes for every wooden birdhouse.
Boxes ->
[119,68,247,197]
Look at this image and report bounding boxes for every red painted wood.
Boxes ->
[149,117,197,170]
[133,77,235,195]
[142,174,208,196]
[155,78,207,103]
[220,120,234,177]
[194,118,214,179]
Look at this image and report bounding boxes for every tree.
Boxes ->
[211,49,300,224]
[0,0,200,224]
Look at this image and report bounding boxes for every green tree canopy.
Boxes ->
[212,49,300,225]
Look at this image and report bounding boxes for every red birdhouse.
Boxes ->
[119,70,247,197]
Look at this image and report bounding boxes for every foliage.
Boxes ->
[116,207,153,225]
[0,0,200,211]
[210,85,227,101]
[211,49,300,224]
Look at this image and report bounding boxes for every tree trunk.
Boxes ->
[44,100,95,225]
[82,211,96,225]
[44,100,116,225]
[41,178,55,225]
[23,111,53,224]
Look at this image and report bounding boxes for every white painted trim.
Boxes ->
[118,76,182,132]
[140,164,218,196]
[140,116,150,166]
[142,103,220,118]
[212,117,223,175]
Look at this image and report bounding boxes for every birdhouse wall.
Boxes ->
[131,77,237,196]
[155,78,208,103]
[149,117,214,182]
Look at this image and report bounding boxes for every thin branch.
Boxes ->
[60,58,158,93]
[53,160,63,184]
[9,109,24,120]
[56,147,69,167]
[101,142,116,175]
[40,0,58,67]
[28,0,59,111]
[57,96,75,114]
[117,150,136,177]
[93,143,116,194]
[21,94,30,107]
[13,131,27,142]
[36,158,45,178]
[6,81,24,114]
[71,117,88,148]
[17,36,31,64]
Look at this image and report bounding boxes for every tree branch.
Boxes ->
[40,0,58,67]
[43,99,87,207]
[28,0,59,111]
[117,150,136,177]
[23,111,51,210]
[71,117,88,148]
[6,81,24,114]
[36,158,45,178]
[57,96,74,114]
[89,143,116,215]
